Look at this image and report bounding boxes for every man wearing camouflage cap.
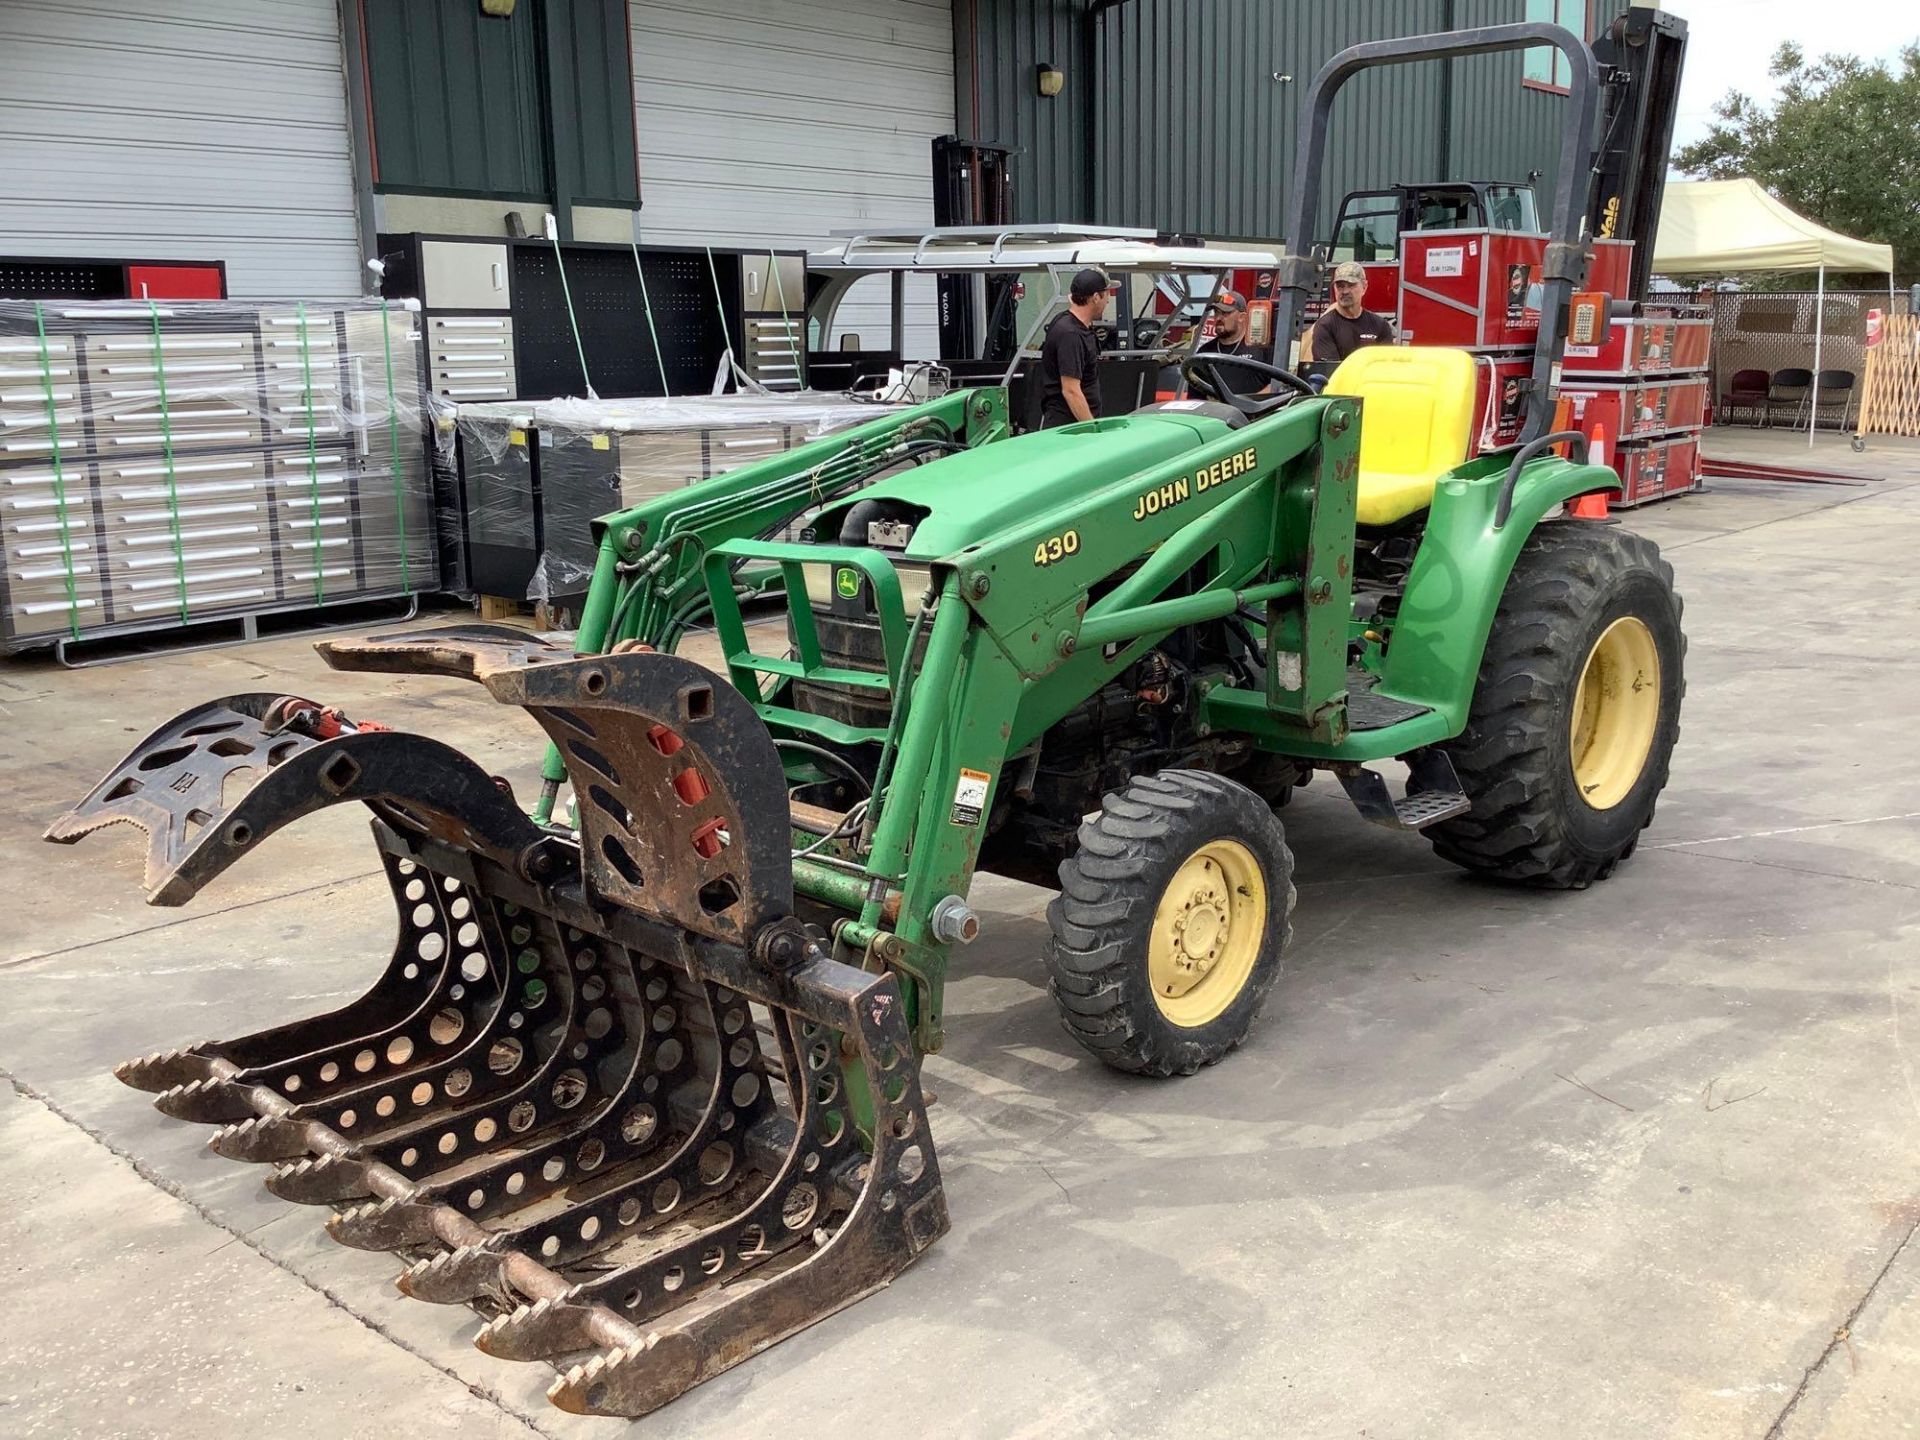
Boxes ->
[1304,260,1395,365]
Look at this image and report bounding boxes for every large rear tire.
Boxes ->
[1045,770,1295,1076]
[1427,521,1684,889]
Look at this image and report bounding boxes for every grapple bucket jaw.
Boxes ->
[45,626,948,1418]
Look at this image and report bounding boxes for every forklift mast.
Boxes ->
[1587,7,1690,301]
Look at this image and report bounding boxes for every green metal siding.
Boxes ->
[1447,0,1575,202]
[363,0,548,196]
[548,0,640,206]
[362,0,637,207]
[1091,0,1452,240]
[953,0,1098,224]
[963,0,1586,245]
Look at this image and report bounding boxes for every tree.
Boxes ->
[1674,41,1920,288]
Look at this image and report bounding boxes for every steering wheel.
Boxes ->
[1182,352,1318,419]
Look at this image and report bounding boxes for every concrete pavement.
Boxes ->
[2,427,1916,1439]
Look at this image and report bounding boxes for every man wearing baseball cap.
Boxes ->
[1194,288,1270,396]
[1038,267,1113,427]
[1304,260,1395,365]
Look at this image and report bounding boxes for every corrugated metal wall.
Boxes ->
[362,0,639,209]
[961,0,1577,244]
[1092,0,1450,240]
[551,0,643,206]
[1448,0,1572,201]
[362,0,549,199]
[0,0,362,297]
[953,0,1098,224]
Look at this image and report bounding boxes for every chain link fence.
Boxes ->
[1706,288,1911,427]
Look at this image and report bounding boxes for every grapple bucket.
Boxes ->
[45,625,946,1418]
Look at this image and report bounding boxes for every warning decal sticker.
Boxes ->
[950,768,991,826]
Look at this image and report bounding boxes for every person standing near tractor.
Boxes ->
[1038,267,1114,427]
[1303,260,1396,364]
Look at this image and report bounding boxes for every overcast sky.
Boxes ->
[1669,0,1917,152]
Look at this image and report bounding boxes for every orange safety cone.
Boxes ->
[1570,420,1612,518]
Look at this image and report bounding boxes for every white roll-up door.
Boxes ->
[0,0,361,299]
[629,0,954,355]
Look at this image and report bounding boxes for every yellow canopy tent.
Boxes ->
[1653,178,1896,445]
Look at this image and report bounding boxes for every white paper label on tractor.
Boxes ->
[1427,247,1465,277]
[950,767,991,826]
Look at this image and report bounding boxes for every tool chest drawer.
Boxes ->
[0,297,437,653]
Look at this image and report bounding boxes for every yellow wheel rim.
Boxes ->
[1569,616,1661,811]
[1148,840,1266,1028]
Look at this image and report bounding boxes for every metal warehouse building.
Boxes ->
[1,0,1587,296]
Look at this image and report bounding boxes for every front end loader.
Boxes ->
[47,19,1683,1420]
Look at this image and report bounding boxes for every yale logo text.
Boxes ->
[1132,446,1258,521]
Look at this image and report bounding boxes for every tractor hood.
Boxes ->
[828,412,1233,561]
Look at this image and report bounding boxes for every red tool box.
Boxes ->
[1558,375,1708,441]
[1563,315,1711,375]
[1610,432,1703,508]
[1398,230,1545,349]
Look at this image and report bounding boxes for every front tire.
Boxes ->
[1045,771,1295,1076]
[1428,521,1684,888]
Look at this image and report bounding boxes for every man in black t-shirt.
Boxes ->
[1038,267,1113,428]
[1305,260,1395,366]
[1193,289,1271,396]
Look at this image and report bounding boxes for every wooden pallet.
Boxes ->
[476,594,567,630]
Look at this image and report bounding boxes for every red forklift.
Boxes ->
[1279,7,1706,508]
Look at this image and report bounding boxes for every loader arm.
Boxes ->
[527,387,1012,821]
[672,398,1362,1053]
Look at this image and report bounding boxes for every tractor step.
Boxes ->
[1345,682,1434,732]
[1337,750,1471,831]
[44,626,947,1419]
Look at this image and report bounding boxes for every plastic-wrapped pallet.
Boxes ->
[451,392,905,606]
[0,297,436,654]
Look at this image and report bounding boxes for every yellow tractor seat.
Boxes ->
[1324,346,1479,526]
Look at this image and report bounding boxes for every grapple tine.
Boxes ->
[327,1196,438,1251]
[50,634,952,1419]
[474,1296,599,1363]
[266,893,535,1147]
[471,977,773,1273]
[398,955,692,1222]
[360,917,644,1191]
[560,1007,851,1328]
[209,1115,311,1164]
[545,956,946,1419]
[397,1244,509,1305]
[115,1046,215,1094]
[112,846,478,1115]
[269,1154,372,1206]
[154,1077,256,1125]
[219,856,493,1110]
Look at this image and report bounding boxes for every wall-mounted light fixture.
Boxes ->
[480,0,517,17]
[1036,63,1065,98]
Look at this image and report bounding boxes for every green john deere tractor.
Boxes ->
[48,18,1680,1421]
